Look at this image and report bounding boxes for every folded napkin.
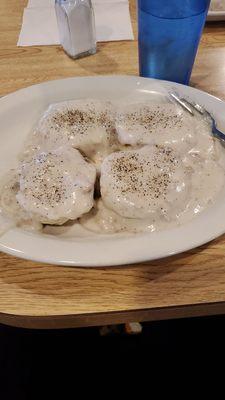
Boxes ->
[27,0,129,5]
[17,0,134,46]
[27,0,54,6]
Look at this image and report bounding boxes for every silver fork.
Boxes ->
[170,92,225,143]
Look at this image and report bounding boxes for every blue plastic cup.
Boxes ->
[138,0,211,85]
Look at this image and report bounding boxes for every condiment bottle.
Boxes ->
[55,0,96,59]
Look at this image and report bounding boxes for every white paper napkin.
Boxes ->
[27,0,129,5]
[18,0,134,46]
[27,0,54,7]
[18,8,60,45]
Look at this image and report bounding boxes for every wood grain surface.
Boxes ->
[1,0,225,329]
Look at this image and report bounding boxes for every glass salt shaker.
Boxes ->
[55,0,96,59]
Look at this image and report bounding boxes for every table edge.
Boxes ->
[1,301,225,329]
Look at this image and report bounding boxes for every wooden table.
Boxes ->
[1,0,225,329]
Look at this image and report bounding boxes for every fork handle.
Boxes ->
[212,120,225,143]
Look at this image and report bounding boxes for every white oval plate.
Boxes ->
[1,75,225,267]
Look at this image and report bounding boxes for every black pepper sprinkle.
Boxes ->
[41,102,115,147]
[107,145,178,205]
[117,104,186,139]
